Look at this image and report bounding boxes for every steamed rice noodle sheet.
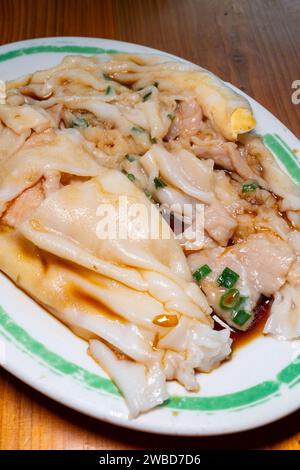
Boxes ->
[0,165,231,417]
[1,53,300,417]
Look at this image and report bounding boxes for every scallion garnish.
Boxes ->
[126,154,136,162]
[131,126,145,134]
[150,135,157,144]
[154,177,167,189]
[217,267,239,288]
[103,73,112,81]
[235,295,248,309]
[127,173,135,182]
[192,264,212,282]
[105,85,112,95]
[242,180,259,193]
[145,190,153,199]
[219,288,240,310]
[232,309,252,326]
[143,91,152,102]
[69,117,89,128]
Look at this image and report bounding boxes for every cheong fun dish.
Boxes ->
[0,53,299,417]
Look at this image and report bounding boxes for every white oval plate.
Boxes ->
[0,37,300,436]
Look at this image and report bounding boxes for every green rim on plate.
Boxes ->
[0,306,300,412]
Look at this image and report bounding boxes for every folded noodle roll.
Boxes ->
[2,53,270,416]
[239,134,300,211]
[0,128,100,216]
[102,54,256,141]
[0,104,54,134]
[264,283,300,340]
[0,230,159,363]
[0,167,232,416]
[19,169,211,321]
[89,340,168,418]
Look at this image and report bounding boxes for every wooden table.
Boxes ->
[0,0,299,450]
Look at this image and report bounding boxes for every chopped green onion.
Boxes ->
[143,91,152,102]
[126,154,136,162]
[167,113,175,121]
[154,81,159,88]
[232,309,252,326]
[69,117,89,128]
[219,288,240,310]
[127,173,135,182]
[217,267,239,288]
[131,126,145,134]
[154,177,167,189]
[192,264,212,282]
[105,85,112,95]
[242,180,259,193]
[150,135,157,144]
[103,73,112,81]
[235,295,248,309]
[145,190,153,199]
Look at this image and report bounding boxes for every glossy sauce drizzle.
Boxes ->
[231,295,273,351]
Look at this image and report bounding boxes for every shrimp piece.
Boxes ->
[1,169,62,228]
[193,137,266,187]
[228,144,265,187]
[204,202,237,246]
[192,139,234,170]
[43,170,61,197]
[166,99,203,140]
[2,182,44,228]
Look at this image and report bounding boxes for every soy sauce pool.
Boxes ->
[231,296,273,351]
[214,295,273,351]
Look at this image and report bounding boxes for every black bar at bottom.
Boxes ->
[0,450,298,467]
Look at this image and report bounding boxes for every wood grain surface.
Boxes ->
[0,0,299,450]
